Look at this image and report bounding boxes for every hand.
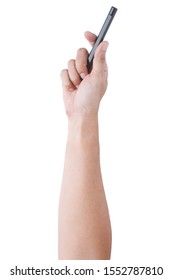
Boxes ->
[60,31,109,118]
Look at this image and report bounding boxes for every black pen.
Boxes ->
[87,6,118,72]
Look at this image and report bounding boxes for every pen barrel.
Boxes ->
[87,6,118,72]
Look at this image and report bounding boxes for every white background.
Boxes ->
[0,0,173,279]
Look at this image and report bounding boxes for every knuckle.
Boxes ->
[68,59,75,66]
[77,47,86,54]
[60,69,67,78]
[77,48,88,60]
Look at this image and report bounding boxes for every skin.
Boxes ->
[58,31,112,260]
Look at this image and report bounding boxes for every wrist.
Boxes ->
[67,113,99,143]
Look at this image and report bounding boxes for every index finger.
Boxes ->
[84,31,97,46]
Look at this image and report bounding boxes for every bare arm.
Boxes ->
[58,32,112,260]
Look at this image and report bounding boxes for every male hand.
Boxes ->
[60,31,109,118]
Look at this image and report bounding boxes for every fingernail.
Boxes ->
[80,73,86,79]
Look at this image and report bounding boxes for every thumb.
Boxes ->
[92,41,109,77]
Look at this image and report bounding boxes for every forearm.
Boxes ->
[58,115,112,260]
[63,115,101,190]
